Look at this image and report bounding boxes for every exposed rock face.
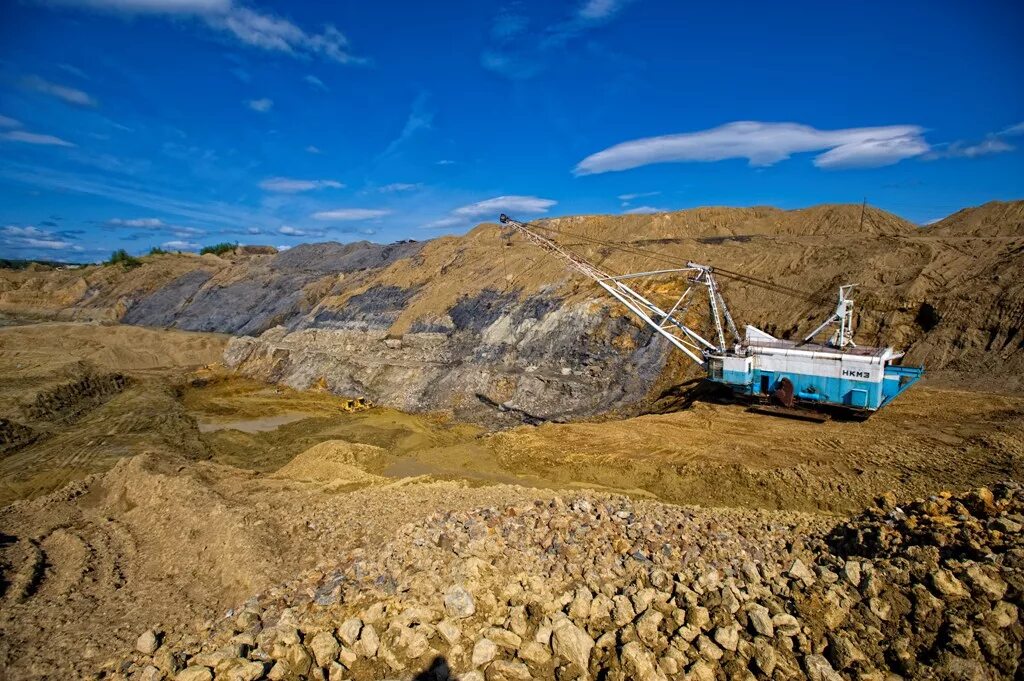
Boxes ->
[3,202,1024,419]
[222,296,666,423]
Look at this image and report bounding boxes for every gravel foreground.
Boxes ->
[97,484,1023,681]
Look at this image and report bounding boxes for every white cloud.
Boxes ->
[378,183,421,193]
[1,130,76,147]
[52,0,364,64]
[23,75,97,107]
[1,224,75,251]
[304,75,328,91]
[483,0,635,79]
[247,98,273,112]
[578,0,633,20]
[381,93,432,156]
[813,135,931,169]
[0,115,20,128]
[1000,121,1024,136]
[452,195,557,218]
[424,195,557,230]
[259,177,344,192]
[311,208,391,221]
[108,217,165,228]
[623,206,663,214]
[305,145,322,154]
[618,191,660,201]
[278,225,305,236]
[926,138,1014,160]
[436,159,455,165]
[161,239,199,250]
[574,121,930,174]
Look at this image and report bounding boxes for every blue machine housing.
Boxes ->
[705,326,924,412]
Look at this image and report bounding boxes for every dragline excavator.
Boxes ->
[498,214,924,417]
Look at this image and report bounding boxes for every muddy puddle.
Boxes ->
[198,412,313,433]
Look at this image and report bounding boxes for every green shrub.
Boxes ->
[107,249,142,268]
[199,242,238,256]
[148,246,168,256]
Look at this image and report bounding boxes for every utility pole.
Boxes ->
[858,198,867,231]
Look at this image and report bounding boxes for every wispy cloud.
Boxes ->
[424,195,557,229]
[247,98,273,112]
[107,217,207,239]
[574,121,931,174]
[0,162,270,231]
[311,208,391,221]
[923,123,1021,160]
[623,206,662,214]
[618,191,660,201]
[50,0,366,64]
[259,177,344,192]
[482,0,636,79]
[23,75,97,107]
[1,224,80,252]
[0,115,21,128]
[108,217,165,228]
[304,74,328,92]
[1,130,76,147]
[1001,122,1024,137]
[381,93,433,156]
[161,239,200,250]
[577,0,634,20]
[378,182,421,193]
[305,145,322,154]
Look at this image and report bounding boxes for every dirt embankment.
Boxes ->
[0,322,1021,679]
[3,201,1023,421]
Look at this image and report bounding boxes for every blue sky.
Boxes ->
[0,0,1022,261]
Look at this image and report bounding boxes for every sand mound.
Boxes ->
[273,440,387,484]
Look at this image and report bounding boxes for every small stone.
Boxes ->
[842,561,861,587]
[568,586,593,622]
[772,613,800,637]
[337,618,362,646]
[620,641,667,681]
[472,638,497,667]
[788,559,816,586]
[932,569,970,599]
[485,627,522,650]
[697,635,722,661]
[519,641,552,665]
[437,619,462,645]
[686,606,711,631]
[636,609,664,646]
[285,645,313,676]
[713,625,739,652]
[747,605,774,637]
[805,654,843,681]
[988,601,1018,628]
[309,631,340,667]
[354,625,379,658]
[964,565,1007,601]
[444,585,476,619]
[327,661,347,681]
[338,647,357,668]
[828,635,866,670]
[224,661,264,681]
[137,630,160,655]
[175,668,213,681]
[752,641,776,675]
[485,660,532,681]
[551,617,594,672]
[686,660,716,681]
[139,666,162,681]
